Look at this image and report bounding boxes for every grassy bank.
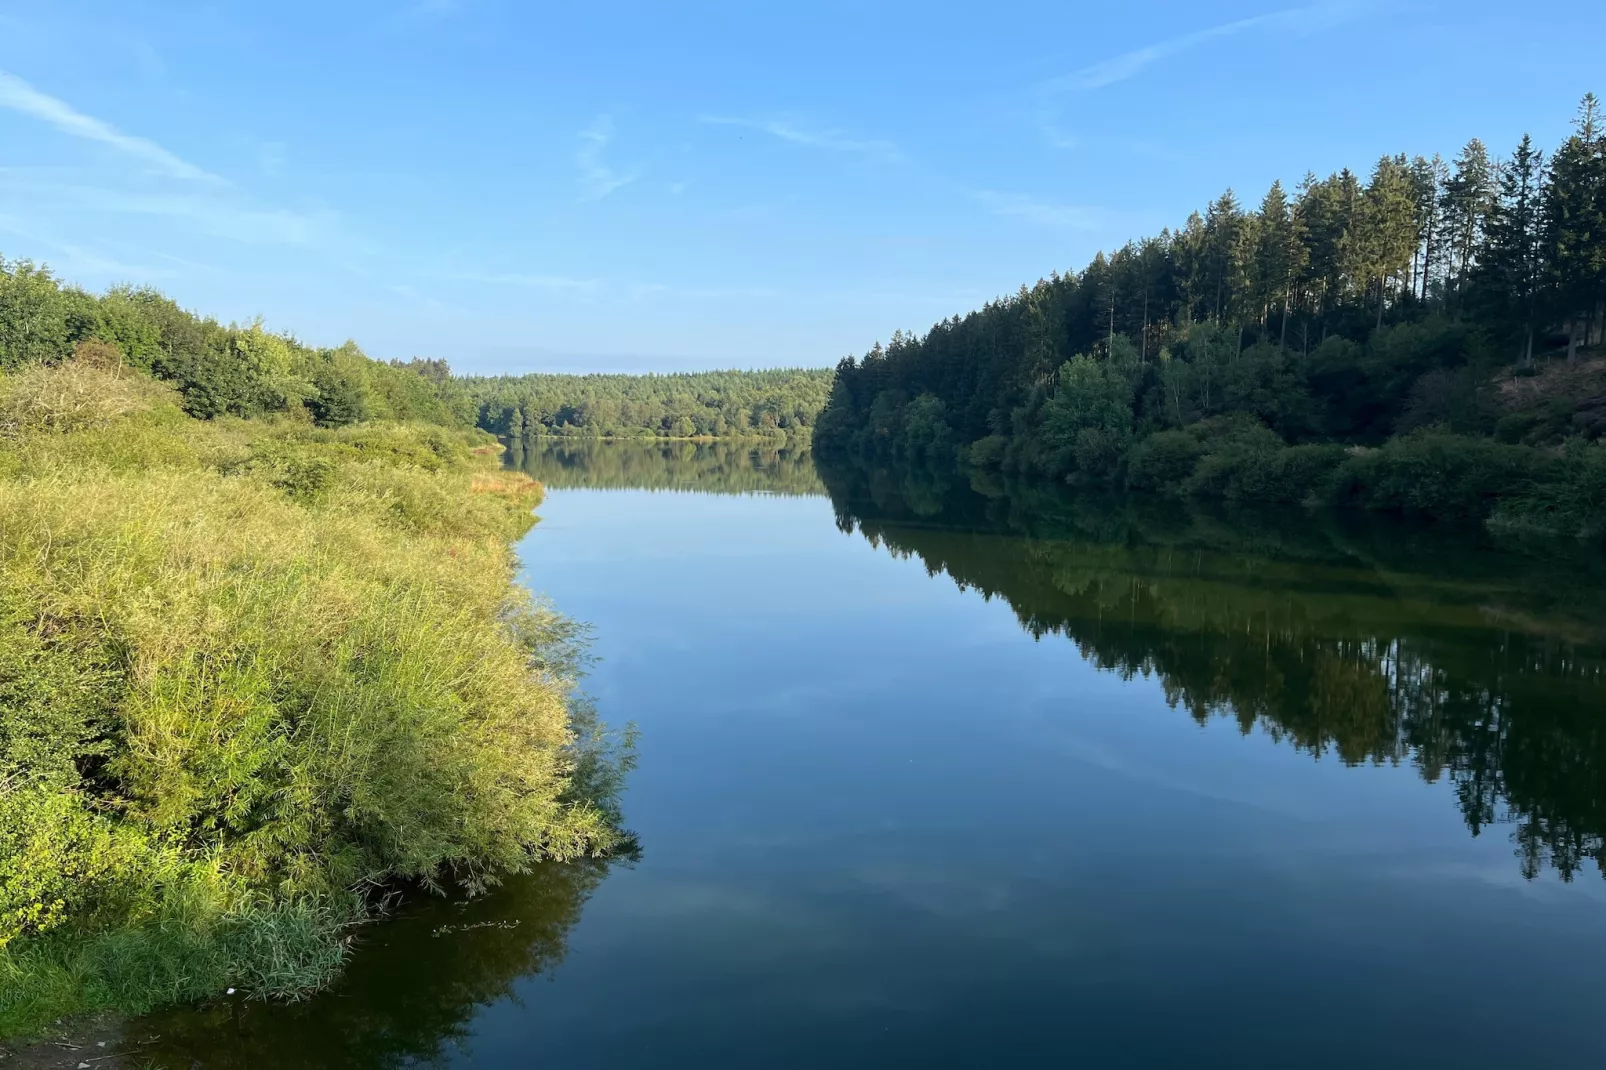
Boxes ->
[0,361,623,1036]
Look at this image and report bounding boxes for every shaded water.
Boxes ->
[135,441,1606,1068]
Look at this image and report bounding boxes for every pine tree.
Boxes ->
[1409,154,1448,303]
[1441,139,1498,315]
[1203,191,1248,325]
[1254,180,1309,351]
[1357,155,1422,327]
[1542,94,1606,360]
[1477,135,1546,364]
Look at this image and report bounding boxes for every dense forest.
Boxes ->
[817,95,1606,539]
[0,262,632,1035]
[819,461,1606,883]
[466,368,833,443]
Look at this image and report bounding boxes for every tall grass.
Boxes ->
[0,362,623,1037]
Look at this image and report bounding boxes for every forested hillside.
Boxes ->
[817,94,1606,539]
[465,368,833,442]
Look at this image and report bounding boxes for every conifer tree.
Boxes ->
[1477,135,1546,364]
[1543,94,1606,360]
[1441,139,1498,314]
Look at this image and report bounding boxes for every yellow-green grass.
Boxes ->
[0,362,620,1036]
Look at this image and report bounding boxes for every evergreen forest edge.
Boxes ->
[814,94,1606,542]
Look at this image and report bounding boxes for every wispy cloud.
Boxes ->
[1041,2,1362,92]
[0,69,220,182]
[970,190,1104,230]
[576,116,638,202]
[698,115,903,163]
[0,175,338,248]
[0,214,177,280]
[1036,112,1079,150]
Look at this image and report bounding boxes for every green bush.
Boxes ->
[1326,433,1558,520]
[1126,430,1206,493]
[964,434,1010,468]
[1197,443,1350,504]
[1489,439,1606,539]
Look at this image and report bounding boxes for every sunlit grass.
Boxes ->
[0,362,624,1037]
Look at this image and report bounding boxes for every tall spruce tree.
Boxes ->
[1441,139,1498,316]
[1542,94,1606,361]
[1477,135,1546,364]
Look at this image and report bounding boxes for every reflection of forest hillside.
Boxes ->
[134,859,617,1069]
[508,438,825,496]
[820,459,1606,882]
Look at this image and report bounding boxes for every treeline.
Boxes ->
[509,438,825,496]
[465,368,833,442]
[0,257,473,428]
[820,461,1606,882]
[816,95,1606,538]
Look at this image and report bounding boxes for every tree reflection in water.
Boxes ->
[820,457,1606,883]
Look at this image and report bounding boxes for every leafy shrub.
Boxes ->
[1221,444,1349,503]
[963,434,1010,468]
[1181,418,1283,498]
[1326,433,1558,520]
[1489,439,1606,539]
[1126,430,1206,492]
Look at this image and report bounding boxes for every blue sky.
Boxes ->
[1,1,1601,374]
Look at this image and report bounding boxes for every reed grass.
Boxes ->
[0,361,623,1036]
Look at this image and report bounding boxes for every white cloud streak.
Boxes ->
[576,116,638,202]
[0,177,333,246]
[1042,2,1362,92]
[0,214,177,280]
[698,115,903,163]
[970,190,1104,230]
[0,69,220,182]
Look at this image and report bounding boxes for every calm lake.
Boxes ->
[135,440,1606,1068]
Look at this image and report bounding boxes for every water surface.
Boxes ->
[137,441,1606,1068]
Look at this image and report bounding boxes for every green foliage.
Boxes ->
[465,367,832,442]
[900,392,954,461]
[1327,433,1558,520]
[816,93,1606,533]
[0,260,473,431]
[1039,355,1135,478]
[1490,439,1606,537]
[0,363,629,1036]
[1125,431,1206,493]
[962,434,1010,468]
[0,259,73,371]
[307,352,371,427]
